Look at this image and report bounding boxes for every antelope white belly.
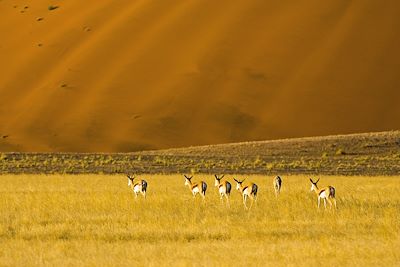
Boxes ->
[243,188,250,196]
[193,187,200,194]
[319,191,327,199]
[219,187,225,195]
[134,185,141,193]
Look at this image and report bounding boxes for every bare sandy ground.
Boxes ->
[0,0,399,152]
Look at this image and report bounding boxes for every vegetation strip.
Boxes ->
[0,131,399,175]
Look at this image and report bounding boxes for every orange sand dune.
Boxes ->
[0,0,399,152]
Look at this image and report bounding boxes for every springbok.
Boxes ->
[184,175,207,199]
[233,178,258,209]
[274,176,282,197]
[127,175,148,199]
[214,175,231,205]
[309,178,337,210]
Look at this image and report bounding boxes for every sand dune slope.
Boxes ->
[0,0,399,152]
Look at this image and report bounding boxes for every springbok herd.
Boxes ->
[127,174,337,210]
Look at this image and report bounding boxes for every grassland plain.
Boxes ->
[0,174,399,266]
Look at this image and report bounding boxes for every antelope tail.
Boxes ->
[251,184,258,197]
[329,186,335,198]
[142,180,148,192]
[226,182,232,195]
[202,181,207,195]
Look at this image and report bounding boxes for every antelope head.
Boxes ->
[310,178,320,192]
[184,175,193,186]
[214,174,225,186]
[233,178,245,191]
[127,174,135,186]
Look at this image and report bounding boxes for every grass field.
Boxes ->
[0,174,399,266]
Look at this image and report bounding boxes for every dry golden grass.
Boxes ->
[0,174,399,266]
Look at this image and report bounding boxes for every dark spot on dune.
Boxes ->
[36,17,44,21]
[244,68,267,81]
[48,5,59,11]
[212,105,258,141]
[130,114,142,120]
[158,116,182,131]
[140,115,186,146]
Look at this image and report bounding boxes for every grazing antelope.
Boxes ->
[274,176,282,197]
[184,175,207,199]
[233,178,258,209]
[309,178,337,210]
[127,175,148,199]
[214,175,232,205]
